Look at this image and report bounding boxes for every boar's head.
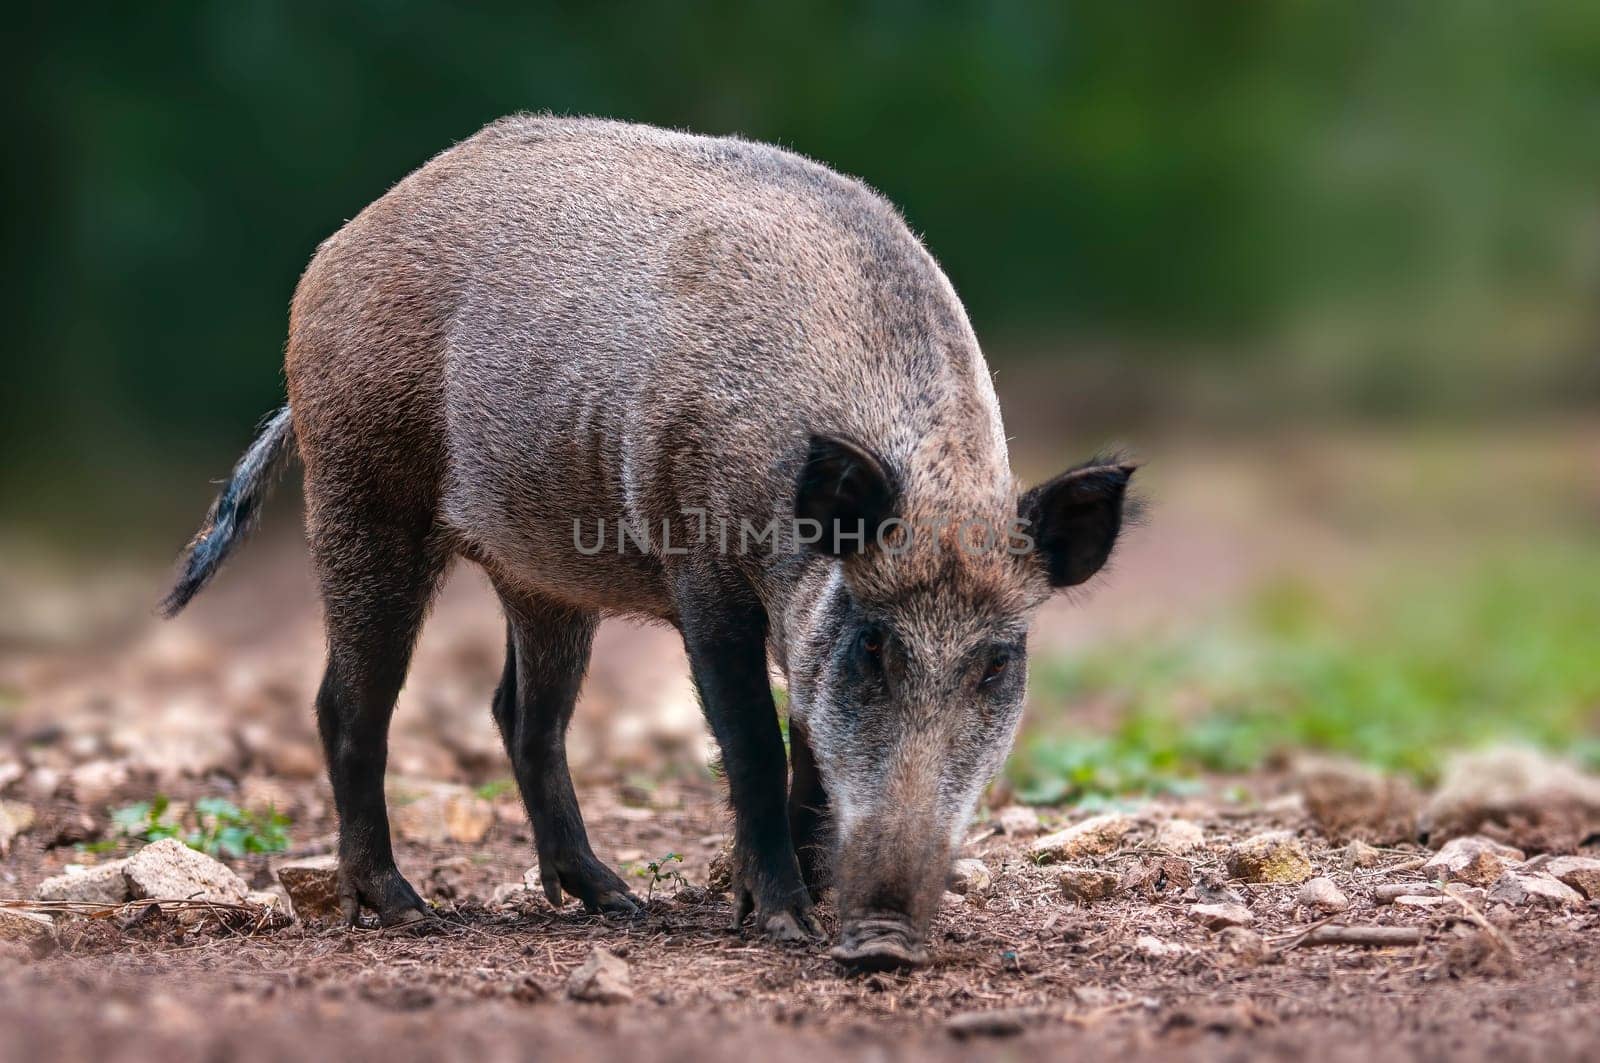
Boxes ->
[783,434,1135,969]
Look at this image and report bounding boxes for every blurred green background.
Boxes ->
[3,1,1597,789]
[7,1,1600,523]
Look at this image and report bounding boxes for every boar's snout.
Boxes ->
[827,812,954,970]
[830,913,929,970]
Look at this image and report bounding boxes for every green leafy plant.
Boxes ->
[629,851,686,902]
[109,794,290,858]
[474,778,515,801]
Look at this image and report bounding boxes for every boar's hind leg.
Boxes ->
[312,524,448,927]
[492,591,640,915]
[676,575,821,941]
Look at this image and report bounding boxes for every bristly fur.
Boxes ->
[156,115,1144,947]
[159,406,296,617]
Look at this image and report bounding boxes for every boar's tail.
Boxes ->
[159,405,298,618]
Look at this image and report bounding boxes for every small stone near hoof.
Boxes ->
[124,838,248,906]
[1297,876,1349,913]
[1534,855,1600,900]
[1422,836,1524,887]
[1190,902,1255,929]
[948,857,991,895]
[0,909,55,958]
[567,947,633,1004]
[275,855,340,921]
[1029,814,1135,863]
[36,860,131,905]
[1225,831,1313,884]
[1487,872,1585,909]
[1057,867,1120,904]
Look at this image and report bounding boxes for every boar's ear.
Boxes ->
[1019,460,1137,588]
[795,434,899,556]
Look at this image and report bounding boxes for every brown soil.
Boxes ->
[4,772,1600,1063]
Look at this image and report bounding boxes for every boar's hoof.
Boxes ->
[731,889,823,940]
[338,865,430,927]
[830,919,929,971]
[585,889,643,918]
[759,908,823,942]
[537,855,643,917]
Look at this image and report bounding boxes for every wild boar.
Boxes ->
[162,115,1134,969]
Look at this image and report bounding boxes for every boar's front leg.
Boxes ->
[676,573,821,941]
[492,590,641,915]
[787,719,832,899]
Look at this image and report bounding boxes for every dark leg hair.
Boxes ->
[675,570,818,940]
[492,587,638,914]
[312,522,448,925]
[787,718,832,899]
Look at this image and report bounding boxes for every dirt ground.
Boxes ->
[4,771,1599,1063]
[3,432,1598,1062]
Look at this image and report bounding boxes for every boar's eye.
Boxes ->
[858,625,884,660]
[979,652,1011,688]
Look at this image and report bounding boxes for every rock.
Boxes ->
[276,855,341,921]
[1134,935,1188,959]
[941,890,966,909]
[1296,876,1349,913]
[566,947,633,1004]
[1423,747,1600,852]
[1374,882,1440,904]
[948,858,992,895]
[123,838,248,905]
[1029,814,1135,863]
[1190,902,1255,929]
[35,860,132,904]
[66,760,130,807]
[1057,867,1120,904]
[1533,855,1600,900]
[1153,818,1205,852]
[1393,894,1451,909]
[387,780,495,845]
[1340,840,1384,869]
[0,800,36,856]
[992,805,1042,837]
[23,767,62,801]
[1487,872,1585,909]
[1215,926,1268,964]
[1295,756,1420,845]
[1422,835,1525,887]
[0,909,55,958]
[490,882,537,907]
[1225,831,1313,884]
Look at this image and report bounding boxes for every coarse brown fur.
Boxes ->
[166,115,1134,966]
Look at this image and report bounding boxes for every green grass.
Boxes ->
[1010,544,1600,804]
